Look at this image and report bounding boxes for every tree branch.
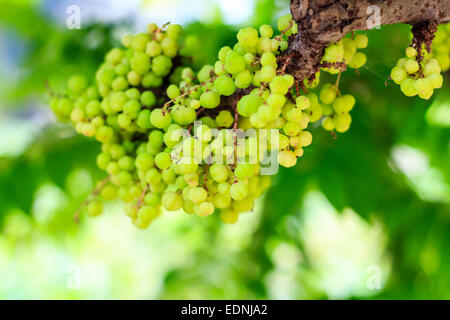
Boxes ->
[285,0,450,82]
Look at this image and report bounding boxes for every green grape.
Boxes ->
[162,192,183,211]
[200,91,221,109]
[320,85,337,104]
[214,75,236,96]
[354,34,368,49]
[229,181,248,201]
[278,150,297,168]
[391,66,407,84]
[188,187,208,204]
[152,55,173,76]
[155,152,172,169]
[131,51,151,74]
[277,14,293,35]
[237,27,259,52]
[224,51,246,74]
[235,70,252,88]
[415,78,434,100]
[97,153,111,170]
[210,164,228,182]
[259,25,273,38]
[237,94,262,117]
[348,52,366,69]
[150,109,172,129]
[296,96,311,110]
[234,164,254,180]
[137,206,160,223]
[218,46,232,62]
[404,59,420,74]
[87,200,103,217]
[322,117,335,131]
[172,105,197,125]
[198,65,215,82]
[400,78,418,97]
[427,73,443,89]
[96,126,115,143]
[100,184,118,200]
[131,33,150,52]
[68,75,87,93]
[195,202,215,217]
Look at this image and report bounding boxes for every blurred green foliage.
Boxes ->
[0,0,449,299]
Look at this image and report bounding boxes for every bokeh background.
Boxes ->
[0,0,449,299]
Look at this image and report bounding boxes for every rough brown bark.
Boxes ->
[284,0,450,82]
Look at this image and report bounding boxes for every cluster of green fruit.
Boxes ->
[48,16,370,228]
[432,23,450,72]
[390,46,443,100]
[321,34,368,73]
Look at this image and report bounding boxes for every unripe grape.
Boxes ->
[299,131,313,147]
[214,75,236,96]
[216,110,234,128]
[270,76,290,95]
[189,187,208,204]
[424,59,442,76]
[427,74,443,89]
[138,206,159,223]
[261,52,277,68]
[167,23,182,39]
[68,75,87,93]
[320,85,337,104]
[214,192,232,209]
[322,117,335,131]
[260,65,276,83]
[195,202,215,217]
[406,47,418,58]
[259,25,273,38]
[100,184,118,200]
[200,91,221,109]
[152,55,173,76]
[334,113,352,133]
[237,94,262,117]
[278,150,297,168]
[162,192,183,211]
[224,51,246,74]
[237,27,259,51]
[353,34,368,49]
[404,59,420,74]
[150,109,172,129]
[87,200,103,217]
[121,34,133,48]
[172,105,196,125]
[277,14,293,35]
[229,181,248,201]
[220,210,238,224]
[296,96,311,110]
[70,108,85,123]
[415,78,434,100]
[348,52,367,69]
[132,33,149,52]
[391,66,408,84]
[400,78,418,97]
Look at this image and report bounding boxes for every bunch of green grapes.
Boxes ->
[321,34,368,73]
[48,16,367,228]
[390,46,443,100]
[295,34,368,134]
[432,23,450,72]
